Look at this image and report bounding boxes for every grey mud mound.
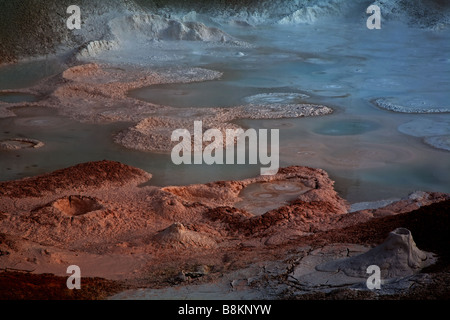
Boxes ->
[316,228,436,279]
[292,228,436,290]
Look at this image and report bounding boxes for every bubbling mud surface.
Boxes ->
[234,180,311,215]
[52,196,104,217]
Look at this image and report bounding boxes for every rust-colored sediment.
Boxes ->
[0,160,449,300]
[0,160,151,198]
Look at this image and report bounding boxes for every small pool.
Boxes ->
[234,180,311,215]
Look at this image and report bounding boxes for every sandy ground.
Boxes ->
[0,160,449,300]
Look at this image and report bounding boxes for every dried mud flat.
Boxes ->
[0,160,449,300]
